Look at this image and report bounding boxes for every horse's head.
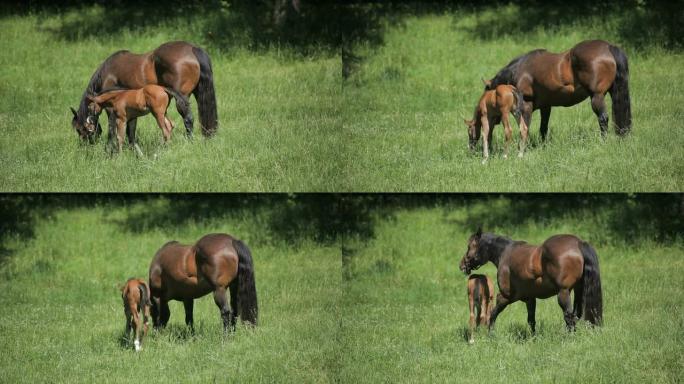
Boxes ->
[460,227,486,275]
[70,104,101,144]
[463,118,480,150]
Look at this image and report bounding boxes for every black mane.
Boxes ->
[76,50,129,123]
[488,49,547,89]
[478,232,515,266]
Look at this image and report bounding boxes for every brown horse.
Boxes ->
[86,85,190,154]
[486,40,631,140]
[466,274,494,344]
[148,233,258,333]
[459,228,602,333]
[121,278,151,351]
[71,41,217,145]
[464,82,529,162]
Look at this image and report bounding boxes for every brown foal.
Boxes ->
[86,84,188,154]
[121,278,151,351]
[465,83,528,163]
[466,274,494,344]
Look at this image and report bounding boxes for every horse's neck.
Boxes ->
[482,234,512,267]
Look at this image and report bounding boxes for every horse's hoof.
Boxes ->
[518,152,524,158]
[468,339,475,345]
[481,159,488,165]
[503,154,508,160]
[134,340,141,351]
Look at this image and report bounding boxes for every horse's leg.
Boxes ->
[183,299,194,331]
[124,308,132,343]
[480,116,491,164]
[468,291,476,344]
[522,101,533,134]
[479,295,488,327]
[212,286,232,333]
[557,288,576,331]
[518,114,529,157]
[228,281,238,331]
[502,112,513,159]
[164,116,174,138]
[159,298,171,328]
[540,107,551,141]
[526,299,537,334]
[126,118,143,157]
[151,296,161,329]
[591,93,609,137]
[573,281,584,320]
[488,293,511,332]
[106,112,117,155]
[176,97,194,139]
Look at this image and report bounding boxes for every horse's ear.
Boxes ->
[475,226,483,237]
[70,107,77,117]
[463,118,471,125]
[86,94,95,102]
[482,78,492,87]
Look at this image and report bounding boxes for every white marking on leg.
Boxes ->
[134,339,141,351]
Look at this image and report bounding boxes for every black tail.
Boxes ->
[164,87,191,119]
[233,239,258,326]
[580,241,603,326]
[608,45,631,136]
[191,46,218,137]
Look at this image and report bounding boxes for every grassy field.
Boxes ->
[340,200,684,382]
[341,6,684,191]
[0,6,341,192]
[0,195,681,382]
[0,197,341,382]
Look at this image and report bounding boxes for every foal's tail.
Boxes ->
[608,45,631,136]
[511,87,524,121]
[191,46,218,137]
[233,239,258,326]
[138,282,151,312]
[164,88,191,120]
[580,241,603,326]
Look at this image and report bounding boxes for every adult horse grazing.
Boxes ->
[485,40,631,140]
[459,228,602,333]
[70,41,217,145]
[149,233,258,333]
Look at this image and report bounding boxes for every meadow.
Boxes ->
[0,195,681,382]
[0,5,341,192]
[0,196,342,382]
[339,196,684,382]
[341,6,684,191]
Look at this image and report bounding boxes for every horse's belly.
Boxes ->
[167,276,213,300]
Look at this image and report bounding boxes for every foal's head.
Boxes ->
[463,118,480,150]
[70,102,101,143]
[460,227,487,275]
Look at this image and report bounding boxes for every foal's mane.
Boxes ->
[76,50,129,122]
[488,49,547,89]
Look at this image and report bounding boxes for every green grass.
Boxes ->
[0,7,341,192]
[0,200,341,382]
[339,204,684,383]
[341,7,684,191]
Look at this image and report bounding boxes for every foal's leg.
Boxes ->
[468,292,476,344]
[132,309,143,351]
[488,293,512,332]
[480,116,491,164]
[557,288,576,331]
[115,117,127,152]
[540,107,551,141]
[183,299,195,331]
[213,286,232,333]
[526,299,537,334]
[591,93,609,137]
[154,111,172,143]
[501,111,513,159]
